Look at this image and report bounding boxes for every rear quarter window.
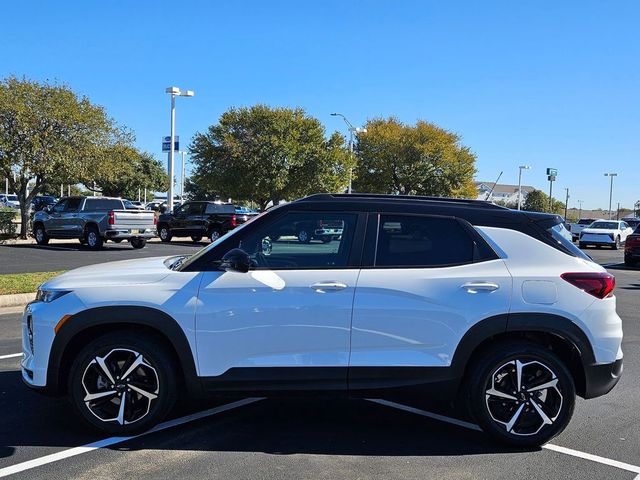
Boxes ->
[205,203,236,214]
[83,198,124,212]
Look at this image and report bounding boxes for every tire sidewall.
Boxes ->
[68,332,176,435]
[467,342,576,447]
[159,226,171,242]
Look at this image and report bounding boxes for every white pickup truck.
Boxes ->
[32,196,157,249]
[570,218,597,241]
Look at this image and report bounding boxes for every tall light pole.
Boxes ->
[604,173,618,220]
[180,151,187,202]
[564,187,569,220]
[577,199,583,219]
[331,113,366,194]
[165,87,194,211]
[517,165,531,210]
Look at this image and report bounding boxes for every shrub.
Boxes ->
[0,207,17,237]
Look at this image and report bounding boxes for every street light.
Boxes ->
[165,86,194,211]
[331,113,366,194]
[604,173,618,220]
[517,165,531,210]
[577,200,584,219]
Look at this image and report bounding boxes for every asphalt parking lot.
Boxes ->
[0,248,638,479]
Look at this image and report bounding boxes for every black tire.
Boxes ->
[130,238,147,249]
[466,341,575,447]
[85,226,104,250]
[191,236,202,243]
[68,331,177,435]
[158,225,172,242]
[208,229,222,243]
[112,239,123,244]
[612,236,620,250]
[321,236,332,244]
[33,224,49,245]
[578,243,586,249]
[297,229,311,244]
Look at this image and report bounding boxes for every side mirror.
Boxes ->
[219,248,251,273]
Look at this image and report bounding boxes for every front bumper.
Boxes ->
[583,358,623,399]
[580,234,615,245]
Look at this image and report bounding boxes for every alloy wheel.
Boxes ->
[35,228,44,243]
[87,231,98,247]
[210,230,220,242]
[81,348,159,425]
[485,359,563,436]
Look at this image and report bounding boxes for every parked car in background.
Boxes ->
[123,200,146,210]
[624,225,640,266]
[579,220,634,249]
[30,195,58,213]
[145,200,166,212]
[23,193,623,447]
[157,201,243,243]
[235,206,259,224]
[570,218,597,241]
[0,194,20,209]
[32,196,157,249]
[621,217,640,230]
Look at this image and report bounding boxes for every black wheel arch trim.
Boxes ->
[47,306,202,396]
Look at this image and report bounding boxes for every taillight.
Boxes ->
[107,211,115,225]
[153,213,157,225]
[231,214,237,228]
[627,235,640,248]
[561,272,615,299]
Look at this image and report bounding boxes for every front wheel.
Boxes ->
[191,236,202,243]
[208,229,221,243]
[578,242,586,249]
[466,342,575,447]
[612,236,620,250]
[297,229,311,244]
[34,224,49,245]
[158,225,172,243]
[68,332,177,434]
[130,238,147,249]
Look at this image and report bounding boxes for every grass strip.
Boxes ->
[0,271,64,295]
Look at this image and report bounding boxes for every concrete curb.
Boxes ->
[0,292,36,308]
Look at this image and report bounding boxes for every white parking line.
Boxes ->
[0,397,263,478]
[0,353,22,360]
[368,399,640,475]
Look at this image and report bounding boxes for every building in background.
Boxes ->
[475,181,535,205]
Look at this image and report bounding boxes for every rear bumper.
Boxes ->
[104,228,156,239]
[583,358,623,399]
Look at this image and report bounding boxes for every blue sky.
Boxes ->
[1,1,638,210]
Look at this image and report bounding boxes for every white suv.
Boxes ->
[21,194,623,446]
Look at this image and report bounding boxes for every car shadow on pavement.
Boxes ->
[0,369,531,460]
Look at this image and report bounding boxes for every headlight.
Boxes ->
[35,289,71,303]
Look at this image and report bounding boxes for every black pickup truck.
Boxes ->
[157,201,252,243]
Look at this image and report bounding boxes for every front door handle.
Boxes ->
[462,282,499,293]
[311,281,347,293]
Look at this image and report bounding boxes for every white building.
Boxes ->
[475,182,535,205]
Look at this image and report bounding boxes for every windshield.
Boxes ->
[176,221,253,271]
[548,223,592,261]
[589,222,618,229]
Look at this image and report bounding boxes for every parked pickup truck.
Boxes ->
[570,218,597,241]
[32,196,156,249]
[157,201,247,243]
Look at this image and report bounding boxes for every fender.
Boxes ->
[47,306,202,396]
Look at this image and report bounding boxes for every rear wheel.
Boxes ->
[34,224,49,245]
[68,332,177,434]
[112,239,123,244]
[321,236,332,243]
[85,226,104,250]
[158,225,172,242]
[297,229,311,244]
[466,341,575,447]
[208,229,221,243]
[130,238,147,249]
[191,236,202,243]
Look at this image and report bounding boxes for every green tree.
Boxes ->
[0,77,118,237]
[352,117,477,198]
[87,145,168,199]
[189,105,352,210]
[522,189,565,215]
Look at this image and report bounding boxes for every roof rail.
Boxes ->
[298,193,508,209]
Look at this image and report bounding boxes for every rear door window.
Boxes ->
[65,198,83,212]
[205,203,235,214]
[374,214,475,267]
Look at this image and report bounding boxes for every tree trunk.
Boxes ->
[19,204,30,239]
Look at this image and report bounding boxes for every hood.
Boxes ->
[581,227,618,234]
[41,256,174,290]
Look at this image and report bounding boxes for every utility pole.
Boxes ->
[517,165,531,210]
[330,113,367,194]
[564,188,569,220]
[546,168,557,212]
[577,200,583,219]
[604,173,618,220]
[617,202,620,220]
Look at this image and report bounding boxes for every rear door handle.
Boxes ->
[311,281,347,293]
[462,282,499,293]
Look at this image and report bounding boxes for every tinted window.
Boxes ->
[205,203,235,214]
[65,198,83,212]
[548,223,592,261]
[187,203,204,215]
[53,199,68,213]
[375,215,474,267]
[83,198,124,212]
[236,212,357,269]
[589,221,619,229]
